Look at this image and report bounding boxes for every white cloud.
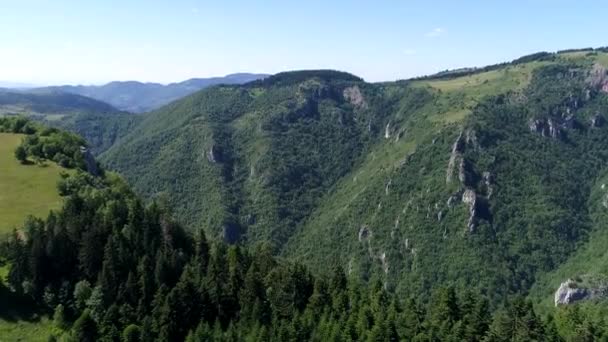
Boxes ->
[403,49,417,56]
[425,27,446,38]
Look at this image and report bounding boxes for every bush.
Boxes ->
[14,145,27,163]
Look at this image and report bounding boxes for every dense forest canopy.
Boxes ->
[3,48,608,341]
[1,122,607,341]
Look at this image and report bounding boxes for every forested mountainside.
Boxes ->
[0,90,117,115]
[2,117,608,341]
[101,49,608,307]
[35,73,269,113]
[0,90,140,155]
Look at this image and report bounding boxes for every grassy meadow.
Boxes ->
[0,133,66,234]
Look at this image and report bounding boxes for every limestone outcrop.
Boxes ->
[554,278,608,306]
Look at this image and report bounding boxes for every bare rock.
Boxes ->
[555,279,590,306]
[206,144,222,163]
[529,119,545,134]
[358,225,372,242]
[343,86,367,108]
[457,159,467,184]
[446,131,464,184]
[462,189,477,232]
[554,278,608,306]
[587,63,608,90]
[483,171,493,198]
[379,252,389,274]
[548,119,561,139]
[446,190,463,208]
[529,118,562,139]
[465,129,478,149]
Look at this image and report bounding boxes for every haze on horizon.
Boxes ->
[1,0,606,86]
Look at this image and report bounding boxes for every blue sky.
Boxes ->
[0,0,606,85]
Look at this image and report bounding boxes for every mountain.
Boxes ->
[0,90,118,115]
[0,118,608,342]
[0,90,141,155]
[101,48,608,306]
[0,81,38,88]
[4,51,608,340]
[35,73,269,113]
[2,119,592,341]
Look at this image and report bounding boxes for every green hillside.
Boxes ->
[101,49,608,307]
[0,90,140,155]
[0,123,601,341]
[0,133,66,234]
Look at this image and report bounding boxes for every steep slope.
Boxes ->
[102,50,608,302]
[287,51,608,301]
[102,70,378,244]
[36,73,268,113]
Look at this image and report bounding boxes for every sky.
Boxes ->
[0,0,607,85]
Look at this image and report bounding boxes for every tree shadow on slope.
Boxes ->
[0,282,45,323]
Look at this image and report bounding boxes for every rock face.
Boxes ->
[528,118,564,139]
[555,279,590,306]
[80,146,100,176]
[482,171,493,198]
[587,63,608,93]
[343,86,367,108]
[358,225,371,242]
[206,144,222,163]
[554,278,608,306]
[446,132,464,184]
[461,189,477,232]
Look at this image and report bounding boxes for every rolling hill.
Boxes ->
[101,48,608,307]
[0,90,140,154]
[35,73,269,113]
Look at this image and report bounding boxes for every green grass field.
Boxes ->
[0,133,65,340]
[0,316,54,342]
[0,133,66,234]
[0,281,55,342]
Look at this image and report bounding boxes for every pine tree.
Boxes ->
[71,309,98,342]
[122,324,142,342]
[14,145,27,163]
[73,280,93,312]
[53,304,68,331]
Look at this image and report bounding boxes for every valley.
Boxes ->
[2,48,608,340]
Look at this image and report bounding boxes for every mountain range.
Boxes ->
[33,73,269,113]
[3,48,608,340]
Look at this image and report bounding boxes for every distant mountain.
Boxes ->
[0,90,140,154]
[35,73,269,113]
[0,81,38,88]
[0,90,118,115]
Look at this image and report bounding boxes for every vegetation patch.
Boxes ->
[0,133,67,234]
